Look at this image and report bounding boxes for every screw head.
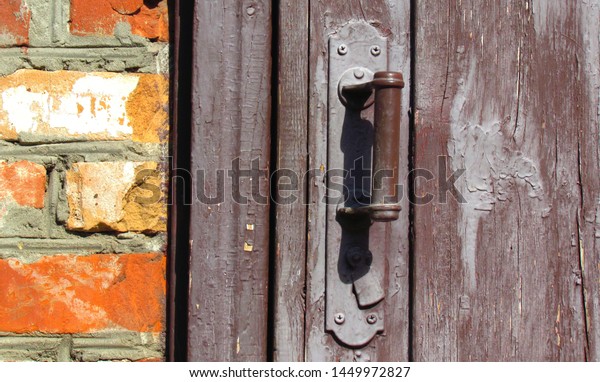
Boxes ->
[345,247,373,269]
[353,68,365,79]
[338,44,348,55]
[334,313,345,325]
[370,45,381,56]
[246,6,256,16]
[366,313,378,324]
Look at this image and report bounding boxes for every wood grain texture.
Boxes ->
[413,0,599,361]
[188,0,272,361]
[576,0,600,362]
[272,0,309,362]
[305,0,411,361]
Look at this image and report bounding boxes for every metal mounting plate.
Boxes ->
[325,22,388,348]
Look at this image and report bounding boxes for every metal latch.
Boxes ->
[325,23,404,348]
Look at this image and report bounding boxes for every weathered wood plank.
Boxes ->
[188,0,272,361]
[273,0,309,362]
[305,0,411,361]
[413,0,597,361]
[577,0,600,362]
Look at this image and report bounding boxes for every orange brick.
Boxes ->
[0,253,166,334]
[135,357,164,362]
[0,70,169,144]
[0,161,46,209]
[66,162,167,233]
[0,0,30,47]
[70,0,169,42]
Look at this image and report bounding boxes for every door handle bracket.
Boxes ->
[325,22,403,348]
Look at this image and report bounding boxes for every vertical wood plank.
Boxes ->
[167,0,193,362]
[273,0,309,362]
[413,0,597,361]
[188,0,272,361]
[577,0,600,362]
[167,0,181,362]
[305,0,411,361]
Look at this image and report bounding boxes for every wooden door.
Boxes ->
[273,0,411,361]
[186,0,273,361]
[182,0,599,361]
[412,0,599,361]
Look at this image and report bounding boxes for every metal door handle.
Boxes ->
[337,71,404,222]
[325,24,404,348]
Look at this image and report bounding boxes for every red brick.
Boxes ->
[0,253,166,334]
[0,161,46,209]
[0,0,30,47]
[70,0,169,42]
[108,0,144,15]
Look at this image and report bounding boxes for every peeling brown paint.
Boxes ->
[414,0,599,361]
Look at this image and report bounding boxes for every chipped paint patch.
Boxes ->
[448,58,547,288]
[0,72,137,140]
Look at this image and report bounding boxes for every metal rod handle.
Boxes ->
[370,71,404,222]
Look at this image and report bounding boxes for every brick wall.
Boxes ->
[0,0,169,361]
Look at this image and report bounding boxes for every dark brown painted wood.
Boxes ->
[188,0,272,361]
[413,0,599,361]
[578,0,600,359]
[272,0,309,362]
[167,0,193,362]
[305,0,411,361]
[167,0,180,362]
